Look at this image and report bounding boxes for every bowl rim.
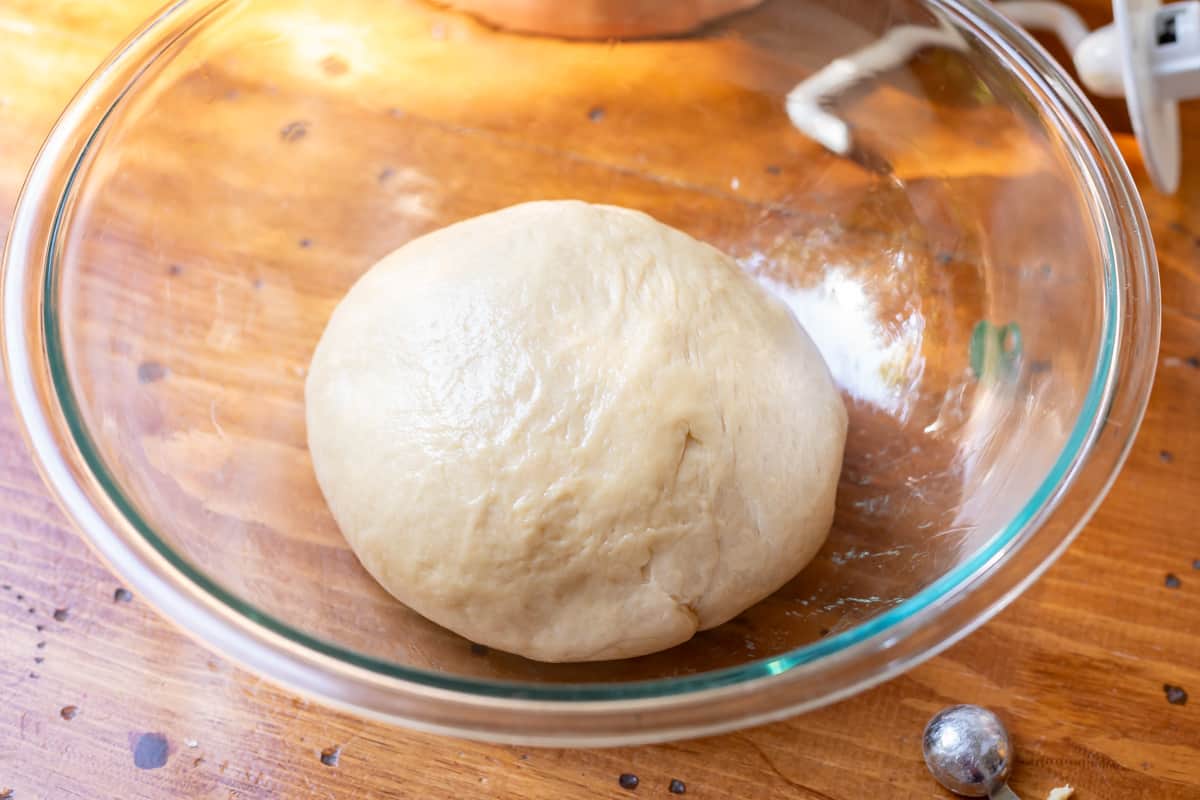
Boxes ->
[1,0,1160,744]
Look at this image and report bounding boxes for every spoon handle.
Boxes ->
[990,785,1021,800]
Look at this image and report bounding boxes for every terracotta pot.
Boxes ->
[444,0,763,39]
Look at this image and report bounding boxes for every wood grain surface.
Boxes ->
[1,1,1198,798]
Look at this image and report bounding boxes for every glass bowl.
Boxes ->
[2,0,1159,745]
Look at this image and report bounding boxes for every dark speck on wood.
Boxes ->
[618,773,639,790]
[320,745,341,767]
[1187,356,1200,369]
[137,362,168,384]
[469,643,489,656]
[132,732,170,769]
[114,588,133,603]
[52,608,69,622]
[280,120,309,142]
[1166,573,1182,589]
[1193,558,1200,570]
[765,164,782,175]
[587,105,605,122]
[378,166,395,183]
[15,593,22,600]
[36,641,45,649]
[319,54,349,77]
[35,625,43,632]
[34,657,43,664]
[299,238,313,249]
[1161,450,1174,463]
[60,705,78,720]
[669,778,687,794]
[167,263,183,276]
[28,672,37,679]
[1164,684,1189,705]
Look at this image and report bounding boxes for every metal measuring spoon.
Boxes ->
[923,705,1019,799]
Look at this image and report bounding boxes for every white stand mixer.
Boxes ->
[786,0,1200,193]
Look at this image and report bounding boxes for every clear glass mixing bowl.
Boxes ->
[2,0,1159,744]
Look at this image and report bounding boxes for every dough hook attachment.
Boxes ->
[786,0,1200,193]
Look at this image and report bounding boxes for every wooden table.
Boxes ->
[1,1,1197,797]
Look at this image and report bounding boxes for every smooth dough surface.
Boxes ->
[306,200,847,662]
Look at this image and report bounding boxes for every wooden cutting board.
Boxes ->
[0,1,1197,798]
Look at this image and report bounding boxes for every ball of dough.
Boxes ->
[306,200,846,662]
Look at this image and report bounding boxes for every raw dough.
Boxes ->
[306,200,847,662]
